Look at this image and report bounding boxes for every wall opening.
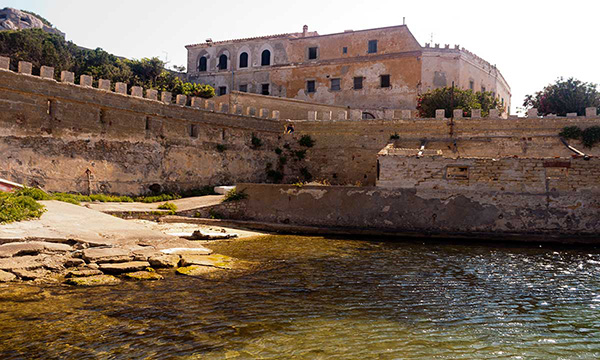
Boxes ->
[368,40,378,53]
[306,80,316,93]
[239,52,248,68]
[330,78,341,91]
[380,74,391,88]
[198,56,207,72]
[261,83,270,95]
[353,76,363,90]
[308,47,318,60]
[261,50,271,66]
[218,54,228,70]
[446,166,469,180]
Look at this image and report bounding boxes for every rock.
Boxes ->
[0,255,46,271]
[65,275,121,287]
[86,263,100,270]
[148,254,180,268]
[176,265,227,279]
[131,247,162,261]
[160,247,213,256]
[66,269,103,278]
[99,261,151,274]
[0,270,16,282]
[190,231,238,240]
[0,241,72,258]
[82,247,133,263]
[123,271,164,281]
[12,268,51,280]
[179,254,236,269]
[64,258,85,267]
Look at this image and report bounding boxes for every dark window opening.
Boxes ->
[342,47,348,54]
[308,47,318,60]
[306,80,316,93]
[362,112,376,119]
[330,78,341,91]
[239,52,248,68]
[469,80,474,90]
[261,83,270,95]
[239,84,248,92]
[218,54,228,70]
[481,86,486,92]
[380,74,390,88]
[198,56,207,72]
[218,86,227,96]
[261,50,271,66]
[145,117,150,130]
[368,40,378,53]
[353,76,363,90]
[190,124,198,138]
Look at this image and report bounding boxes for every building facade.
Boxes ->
[186,25,511,113]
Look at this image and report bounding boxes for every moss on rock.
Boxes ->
[122,271,163,281]
[65,274,121,286]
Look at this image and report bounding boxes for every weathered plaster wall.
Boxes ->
[222,183,600,242]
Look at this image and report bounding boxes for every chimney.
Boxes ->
[303,25,308,37]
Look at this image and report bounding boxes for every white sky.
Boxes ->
[5,0,599,114]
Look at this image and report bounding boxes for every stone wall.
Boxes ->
[221,183,600,242]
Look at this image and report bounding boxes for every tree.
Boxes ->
[523,78,600,116]
[417,87,503,118]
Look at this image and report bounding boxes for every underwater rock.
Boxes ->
[99,261,151,274]
[65,275,121,286]
[122,271,164,281]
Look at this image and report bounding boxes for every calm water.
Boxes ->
[2,235,600,359]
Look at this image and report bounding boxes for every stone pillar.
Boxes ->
[60,71,74,83]
[337,110,348,120]
[527,108,538,118]
[471,109,481,119]
[161,91,172,104]
[383,109,395,119]
[0,56,9,70]
[80,75,93,87]
[308,111,317,121]
[566,112,578,118]
[321,111,332,121]
[18,61,32,75]
[586,107,598,117]
[435,109,445,119]
[190,97,205,108]
[145,89,158,100]
[98,79,111,91]
[453,109,463,119]
[245,107,256,116]
[218,103,229,113]
[115,82,127,94]
[131,86,143,97]
[271,110,280,120]
[206,100,215,111]
[40,66,54,79]
[176,94,187,105]
[488,109,500,118]
[350,110,362,120]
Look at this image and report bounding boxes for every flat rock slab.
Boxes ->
[0,269,16,282]
[66,269,103,278]
[65,275,121,286]
[83,195,224,213]
[123,271,164,281]
[180,254,235,269]
[160,247,212,256]
[82,247,133,263]
[0,241,72,258]
[0,254,65,271]
[0,201,181,247]
[12,268,51,280]
[99,261,151,274]
[148,254,180,268]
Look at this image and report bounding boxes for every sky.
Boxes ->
[4,0,599,114]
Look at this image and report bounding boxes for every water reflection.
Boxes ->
[1,236,600,359]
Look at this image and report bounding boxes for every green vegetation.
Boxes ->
[417,87,504,118]
[251,134,263,148]
[524,78,600,116]
[267,169,284,183]
[0,28,214,99]
[208,209,223,219]
[300,167,313,181]
[222,188,248,202]
[216,144,227,152]
[559,125,600,147]
[299,135,315,148]
[278,156,288,165]
[0,189,47,224]
[294,150,306,160]
[157,202,177,215]
[274,148,283,155]
[20,10,53,27]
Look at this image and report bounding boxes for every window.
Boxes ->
[330,78,341,91]
[368,40,378,53]
[306,80,316,93]
[380,74,390,88]
[239,52,248,68]
[190,124,198,138]
[239,84,248,92]
[481,86,486,92]
[308,47,318,60]
[218,86,227,96]
[218,54,227,70]
[342,47,348,54]
[469,80,474,90]
[261,50,271,66]
[198,56,207,72]
[353,76,363,90]
[261,83,270,95]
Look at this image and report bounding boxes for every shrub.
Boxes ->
[417,87,502,118]
[157,202,177,214]
[216,144,227,152]
[300,167,313,181]
[582,126,600,147]
[559,126,583,140]
[294,150,306,160]
[274,148,283,155]
[267,169,283,183]
[299,135,315,148]
[222,188,248,202]
[208,209,223,219]
[0,191,46,224]
[279,156,288,165]
[524,77,600,116]
[251,134,263,148]
[390,132,400,140]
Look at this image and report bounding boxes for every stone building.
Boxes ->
[0,8,65,38]
[186,24,511,114]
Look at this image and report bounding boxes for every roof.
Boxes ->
[185,31,320,48]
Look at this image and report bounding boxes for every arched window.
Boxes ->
[239,52,248,68]
[218,54,228,70]
[261,50,271,66]
[198,56,207,72]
